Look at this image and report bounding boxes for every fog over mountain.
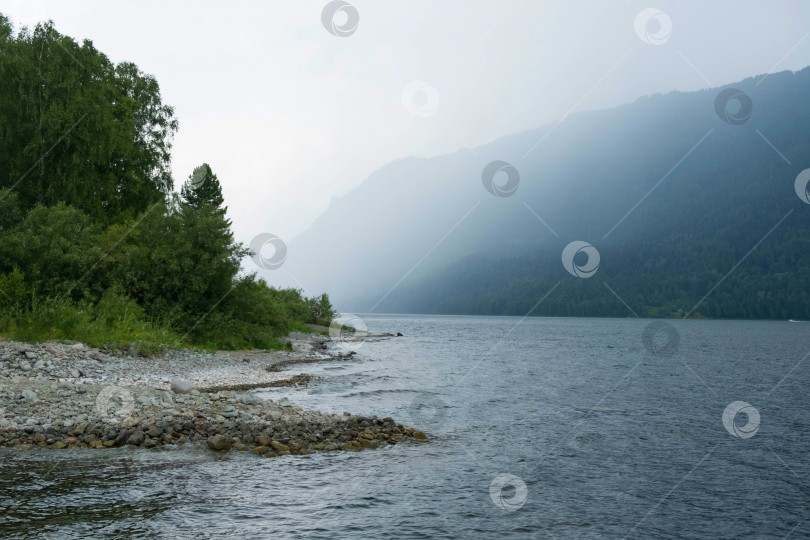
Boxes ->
[286,67,810,319]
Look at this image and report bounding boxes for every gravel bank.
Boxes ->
[0,332,425,455]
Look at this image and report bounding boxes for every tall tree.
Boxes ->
[180,163,225,210]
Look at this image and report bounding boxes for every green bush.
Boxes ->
[0,268,28,313]
[306,293,336,326]
[0,290,184,356]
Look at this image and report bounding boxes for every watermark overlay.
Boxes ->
[481,160,520,198]
[189,166,207,190]
[634,8,673,46]
[722,401,760,439]
[641,321,680,357]
[401,80,440,118]
[329,313,368,351]
[489,473,528,511]
[714,88,753,125]
[95,385,135,424]
[408,393,448,431]
[794,168,810,204]
[249,233,287,270]
[321,1,359,37]
[562,241,600,278]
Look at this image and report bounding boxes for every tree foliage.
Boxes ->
[181,163,225,210]
[0,15,334,352]
[0,16,177,222]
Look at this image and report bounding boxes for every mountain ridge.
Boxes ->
[286,67,810,319]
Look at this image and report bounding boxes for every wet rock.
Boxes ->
[206,434,231,451]
[255,434,272,446]
[127,430,146,445]
[270,440,289,454]
[240,393,261,405]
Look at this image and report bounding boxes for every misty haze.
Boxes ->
[0,2,809,539]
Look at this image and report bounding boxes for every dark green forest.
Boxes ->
[0,16,333,353]
[365,68,810,319]
[396,234,810,319]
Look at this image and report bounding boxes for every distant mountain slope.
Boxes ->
[287,67,810,319]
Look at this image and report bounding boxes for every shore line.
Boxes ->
[0,330,425,456]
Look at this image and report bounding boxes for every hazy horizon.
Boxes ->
[4,2,810,295]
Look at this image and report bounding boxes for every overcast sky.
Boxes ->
[4,1,810,271]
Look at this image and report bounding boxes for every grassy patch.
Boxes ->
[0,299,183,356]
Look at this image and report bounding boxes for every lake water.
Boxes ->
[2,316,809,539]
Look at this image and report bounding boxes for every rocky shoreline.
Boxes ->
[0,331,425,456]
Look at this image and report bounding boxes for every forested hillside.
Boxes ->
[287,66,810,319]
[0,16,333,353]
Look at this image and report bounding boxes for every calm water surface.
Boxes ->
[1,316,809,539]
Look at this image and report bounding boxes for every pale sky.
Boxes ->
[4,1,810,288]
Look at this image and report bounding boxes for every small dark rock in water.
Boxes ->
[207,434,232,451]
[242,358,250,363]
[396,332,403,337]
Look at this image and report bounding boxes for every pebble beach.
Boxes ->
[0,331,425,456]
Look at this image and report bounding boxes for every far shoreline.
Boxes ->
[349,312,801,323]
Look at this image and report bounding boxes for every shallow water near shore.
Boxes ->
[2,316,809,538]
